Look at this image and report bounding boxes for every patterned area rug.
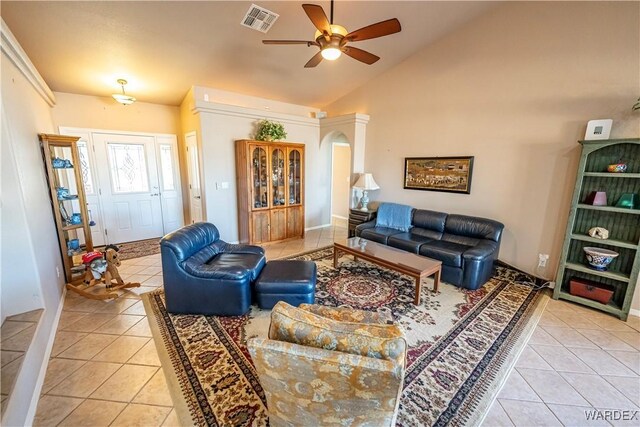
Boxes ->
[142,247,548,427]
[99,237,161,260]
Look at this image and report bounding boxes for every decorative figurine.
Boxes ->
[588,227,609,240]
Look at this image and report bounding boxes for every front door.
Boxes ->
[93,133,164,244]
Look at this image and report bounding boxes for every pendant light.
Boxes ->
[112,79,136,105]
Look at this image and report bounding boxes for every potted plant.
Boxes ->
[255,119,287,141]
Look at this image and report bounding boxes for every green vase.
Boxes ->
[615,193,639,209]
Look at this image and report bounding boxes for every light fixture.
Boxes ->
[316,24,347,61]
[353,173,380,211]
[112,79,136,105]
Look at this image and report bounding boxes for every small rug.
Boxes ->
[143,247,548,427]
[98,237,161,260]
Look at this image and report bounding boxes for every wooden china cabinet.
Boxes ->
[235,140,305,244]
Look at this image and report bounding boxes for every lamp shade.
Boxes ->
[353,173,380,191]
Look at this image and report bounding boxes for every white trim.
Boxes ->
[25,287,67,425]
[305,223,332,231]
[1,19,56,107]
[331,214,348,220]
[630,308,640,318]
[320,113,370,127]
[59,126,175,139]
[193,99,319,128]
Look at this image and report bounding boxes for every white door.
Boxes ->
[185,131,203,224]
[59,129,107,246]
[93,133,164,243]
[156,135,184,234]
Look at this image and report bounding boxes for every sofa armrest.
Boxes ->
[463,240,499,261]
[223,243,265,255]
[355,220,377,235]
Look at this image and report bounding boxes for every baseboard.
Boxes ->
[331,214,348,220]
[24,287,67,425]
[630,308,640,318]
[305,223,332,231]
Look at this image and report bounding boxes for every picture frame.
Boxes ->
[404,156,474,194]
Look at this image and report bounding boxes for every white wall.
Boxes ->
[1,22,63,425]
[331,144,351,219]
[182,90,329,241]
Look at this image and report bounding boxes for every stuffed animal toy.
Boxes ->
[82,251,108,286]
[103,244,125,289]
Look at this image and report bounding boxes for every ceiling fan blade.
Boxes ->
[342,46,380,65]
[302,4,331,35]
[345,18,401,42]
[263,40,318,46]
[304,51,324,68]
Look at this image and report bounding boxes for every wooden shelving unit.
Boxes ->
[235,140,305,244]
[39,133,94,284]
[553,138,640,320]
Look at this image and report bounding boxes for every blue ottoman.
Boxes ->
[254,260,317,309]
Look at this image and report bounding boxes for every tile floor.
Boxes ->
[25,225,640,426]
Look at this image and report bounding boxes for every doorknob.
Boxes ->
[150,193,160,196]
[194,196,201,199]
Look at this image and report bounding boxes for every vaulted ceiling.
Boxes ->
[2,1,496,107]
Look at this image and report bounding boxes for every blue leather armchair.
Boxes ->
[160,222,266,316]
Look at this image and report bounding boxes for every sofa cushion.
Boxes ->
[160,222,221,262]
[299,304,393,325]
[360,227,404,244]
[269,301,406,363]
[419,240,472,268]
[444,214,504,243]
[412,209,447,233]
[184,252,265,280]
[387,232,434,253]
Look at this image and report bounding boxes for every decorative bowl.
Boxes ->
[583,247,619,271]
[607,163,627,173]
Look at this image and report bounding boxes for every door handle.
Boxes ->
[150,193,160,196]
[194,196,201,199]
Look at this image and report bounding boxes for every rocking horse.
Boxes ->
[71,244,140,300]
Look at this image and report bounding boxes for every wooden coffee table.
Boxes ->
[333,237,442,305]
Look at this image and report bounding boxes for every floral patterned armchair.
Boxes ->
[247,302,407,427]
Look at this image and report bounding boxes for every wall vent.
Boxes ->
[241,4,279,33]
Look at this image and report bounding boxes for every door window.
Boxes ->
[159,144,175,191]
[76,140,95,195]
[107,143,149,193]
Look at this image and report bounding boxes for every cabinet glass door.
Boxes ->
[272,148,285,206]
[288,148,302,205]
[252,146,269,209]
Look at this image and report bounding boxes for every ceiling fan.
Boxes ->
[263,0,401,68]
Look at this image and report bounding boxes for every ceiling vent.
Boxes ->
[241,4,279,33]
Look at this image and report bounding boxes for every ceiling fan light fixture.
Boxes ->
[112,79,136,105]
[321,47,341,60]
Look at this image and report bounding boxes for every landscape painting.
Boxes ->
[404,156,474,194]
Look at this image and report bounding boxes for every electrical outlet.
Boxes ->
[56,266,61,278]
[538,253,549,268]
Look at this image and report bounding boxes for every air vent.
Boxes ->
[241,4,279,33]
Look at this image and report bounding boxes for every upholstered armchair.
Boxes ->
[160,222,265,316]
[248,302,406,427]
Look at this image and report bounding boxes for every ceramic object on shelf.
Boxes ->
[607,163,627,173]
[583,246,619,271]
[584,191,607,206]
[57,187,70,200]
[615,193,638,209]
[588,227,609,240]
[70,213,82,225]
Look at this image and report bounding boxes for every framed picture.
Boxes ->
[404,156,474,194]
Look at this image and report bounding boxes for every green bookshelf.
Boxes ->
[553,138,640,321]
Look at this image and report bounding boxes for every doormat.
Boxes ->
[97,238,161,260]
[142,246,548,426]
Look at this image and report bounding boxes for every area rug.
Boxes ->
[142,247,548,427]
[98,237,161,260]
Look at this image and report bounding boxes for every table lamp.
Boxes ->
[353,173,380,211]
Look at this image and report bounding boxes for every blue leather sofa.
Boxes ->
[356,209,504,290]
[160,222,266,316]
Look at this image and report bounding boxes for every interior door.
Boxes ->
[156,135,184,233]
[93,133,164,243]
[185,132,203,224]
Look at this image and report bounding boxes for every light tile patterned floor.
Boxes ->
[30,225,639,426]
